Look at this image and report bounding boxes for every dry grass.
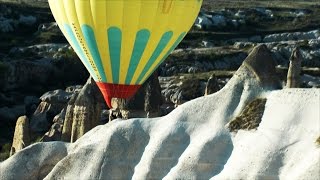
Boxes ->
[228,98,267,132]
[316,136,320,147]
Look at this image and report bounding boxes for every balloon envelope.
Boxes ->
[49,0,202,107]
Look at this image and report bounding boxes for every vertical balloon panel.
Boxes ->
[49,0,202,108]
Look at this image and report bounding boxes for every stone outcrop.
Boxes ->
[287,47,302,88]
[170,78,203,107]
[144,72,162,118]
[160,75,231,108]
[61,92,79,142]
[9,116,30,156]
[243,44,281,88]
[61,77,103,143]
[30,89,73,133]
[40,109,65,142]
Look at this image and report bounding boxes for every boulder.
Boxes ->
[9,116,30,156]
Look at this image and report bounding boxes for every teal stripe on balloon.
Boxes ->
[135,31,173,84]
[82,25,107,82]
[150,32,186,77]
[107,27,122,83]
[125,29,150,84]
[63,24,98,81]
[138,32,186,84]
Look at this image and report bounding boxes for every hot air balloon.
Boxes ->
[48,0,202,108]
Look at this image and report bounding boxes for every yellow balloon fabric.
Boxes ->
[49,0,202,85]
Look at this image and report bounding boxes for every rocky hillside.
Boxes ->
[0,45,319,179]
[0,0,320,164]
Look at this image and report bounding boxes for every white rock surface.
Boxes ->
[264,30,320,42]
[0,63,319,179]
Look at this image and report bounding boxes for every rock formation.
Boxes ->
[30,89,72,133]
[40,109,65,142]
[9,116,30,156]
[61,77,103,143]
[243,44,281,88]
[60,93,78,142]
[144,72,162,118]
[287,47,302,88]
[4,45,318,180]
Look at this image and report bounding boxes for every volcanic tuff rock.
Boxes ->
[3,44,316,180]
[9,116,30,156]
[40,109,65,142]
[62,77,104,143]
[30,89,73,133]
[287,47,302,88]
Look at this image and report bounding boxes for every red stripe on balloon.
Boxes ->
[96,82,141,108]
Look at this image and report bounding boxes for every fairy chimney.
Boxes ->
[286,47,302,88]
